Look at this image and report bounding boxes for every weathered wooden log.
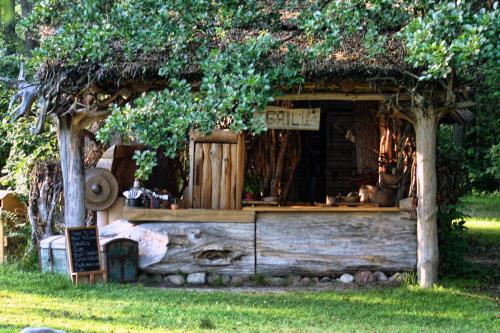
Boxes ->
[415,107,439,288]
[256,211,416,276]
[56,114,86,228]
[144,222,255,276]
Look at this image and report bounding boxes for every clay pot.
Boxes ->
[381,173,402,186]
[375,188,396,207]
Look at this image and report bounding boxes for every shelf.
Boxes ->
[123,207,256,223]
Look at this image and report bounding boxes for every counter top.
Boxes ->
[242,206,401,212]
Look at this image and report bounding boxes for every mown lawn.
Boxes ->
[0,265,498,333]
[1,193,499,333]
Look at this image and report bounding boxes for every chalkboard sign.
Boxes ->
[66,226,101,273]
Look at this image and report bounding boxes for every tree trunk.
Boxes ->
[20,0,38,53]
[55,115,86,228]
[414,108,439,288]
[3,0,16,55]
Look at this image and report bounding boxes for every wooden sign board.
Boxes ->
[65,226,102,275]
[264,106,321,131]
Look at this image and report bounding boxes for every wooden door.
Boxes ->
[187,130,245,209]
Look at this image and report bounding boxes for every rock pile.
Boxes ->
[150,270,407,287]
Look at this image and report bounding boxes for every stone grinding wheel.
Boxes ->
[85,168,119,211]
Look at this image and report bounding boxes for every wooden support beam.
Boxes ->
[190,130,240,143]
[275,92,410,102]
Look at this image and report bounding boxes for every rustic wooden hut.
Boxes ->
[16,19,473,287]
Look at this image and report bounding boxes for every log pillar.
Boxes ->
[414,107,439,288]
[55,114,86,228]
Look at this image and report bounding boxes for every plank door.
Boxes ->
[187,130,245,209]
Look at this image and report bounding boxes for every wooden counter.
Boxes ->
[124,206,400,223]
[123,207,255,223]
[243,206,400,212]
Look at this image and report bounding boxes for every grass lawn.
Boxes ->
[458,193,500,259]
[0,193,498,333]
[0,265,498,333]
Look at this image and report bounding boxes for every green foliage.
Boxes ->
[0,0,14,24]
[463,62,500,192]
[487,143,500,180]
[0,210,37,270]
[132,149,157,182]
[0,116,58,194]
[403,1,499,80]
[437,205,469,276]
[24,1,499,173]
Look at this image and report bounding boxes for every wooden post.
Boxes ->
[414,107,439,288]
[55,115,86,228]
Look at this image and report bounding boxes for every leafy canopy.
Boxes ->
[23,0,499,177]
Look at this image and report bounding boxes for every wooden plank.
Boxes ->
[200,143,212,208]
[244,206,400,212]
[186,136,196,208]
[230,143,238,209]
[190,130,239,144]
[210,144,222,209]
[235,134,245,210]
[275,93,410,102]
[124,207,256,223]
[220,144,232,209]
[192,143,204,208]
[143,222,255,276]
[256,212,417,276]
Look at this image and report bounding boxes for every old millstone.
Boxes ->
[339,273,354,283]
[373,271,388,282]
[187,272,206,284]
[165,274,185,286]
[355,271,376,283]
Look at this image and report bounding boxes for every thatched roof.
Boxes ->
[36,27,409,95]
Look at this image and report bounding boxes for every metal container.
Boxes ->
[105,238,139,283]
[39,235,69,274]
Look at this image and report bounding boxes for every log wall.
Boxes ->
[256,211,416,276]
[128,210,416,277]
[144,222,255,276]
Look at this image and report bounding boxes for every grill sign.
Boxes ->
[265,106,321,131]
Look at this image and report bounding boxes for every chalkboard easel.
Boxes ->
[65,226,107,285]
